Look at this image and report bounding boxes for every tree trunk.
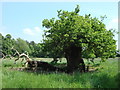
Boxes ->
[65,44,85,73]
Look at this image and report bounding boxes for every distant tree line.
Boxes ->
[0,33,51,58]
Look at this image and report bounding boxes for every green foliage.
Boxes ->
[1,33,45,58]
[14,38,31,54]
[42,5,117,61]
[27,41,45,57]
[2,34,15,55]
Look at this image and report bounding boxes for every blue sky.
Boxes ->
[0,2,118,48]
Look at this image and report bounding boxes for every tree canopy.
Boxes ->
[42,5,117,61]
[42,5,117,72]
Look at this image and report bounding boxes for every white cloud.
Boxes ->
[34,27,41,32]
[23,28,35,36]
[106,18,118,30]
[23,26,42,36]
[111,18,118,23]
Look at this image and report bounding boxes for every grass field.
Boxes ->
[1,57,119,88]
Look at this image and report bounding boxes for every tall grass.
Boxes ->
[1,58,119,88]
[0,60,2,89]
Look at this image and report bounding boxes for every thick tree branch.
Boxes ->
[11,47,31,64]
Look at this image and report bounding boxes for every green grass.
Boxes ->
[1,58,119,88]
[0,60,2,89]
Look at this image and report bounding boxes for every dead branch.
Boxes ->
[0,52,12,60]
[0,52,5,60]
[11,47,31,65]
[50,58,59,64]
[11,46,20,57]
[14,52,32,64]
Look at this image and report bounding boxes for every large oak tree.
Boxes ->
[42,5,117,73]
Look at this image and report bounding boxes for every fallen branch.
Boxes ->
[0,52,12,60]
[11,47,31,64]
[14,53,32,65]
[26,60,64,72]
[50,58,59,64]
[0,52,5,59]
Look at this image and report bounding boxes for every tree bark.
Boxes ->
[65,44,85,73]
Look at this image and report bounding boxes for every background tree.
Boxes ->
[0,33,4,58]
[1,33,47,58]
[2,34,14,56]
[14,38,31,54]
[42,5,117,73]
[32,43,43,57]
[28,41,44,57]
[27,41,35,57]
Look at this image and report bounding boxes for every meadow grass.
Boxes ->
[0,60,2,89]
[1,58,119,88]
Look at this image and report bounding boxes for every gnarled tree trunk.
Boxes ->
[65,44,85,73]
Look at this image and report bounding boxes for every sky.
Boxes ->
[0,1,119,49]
